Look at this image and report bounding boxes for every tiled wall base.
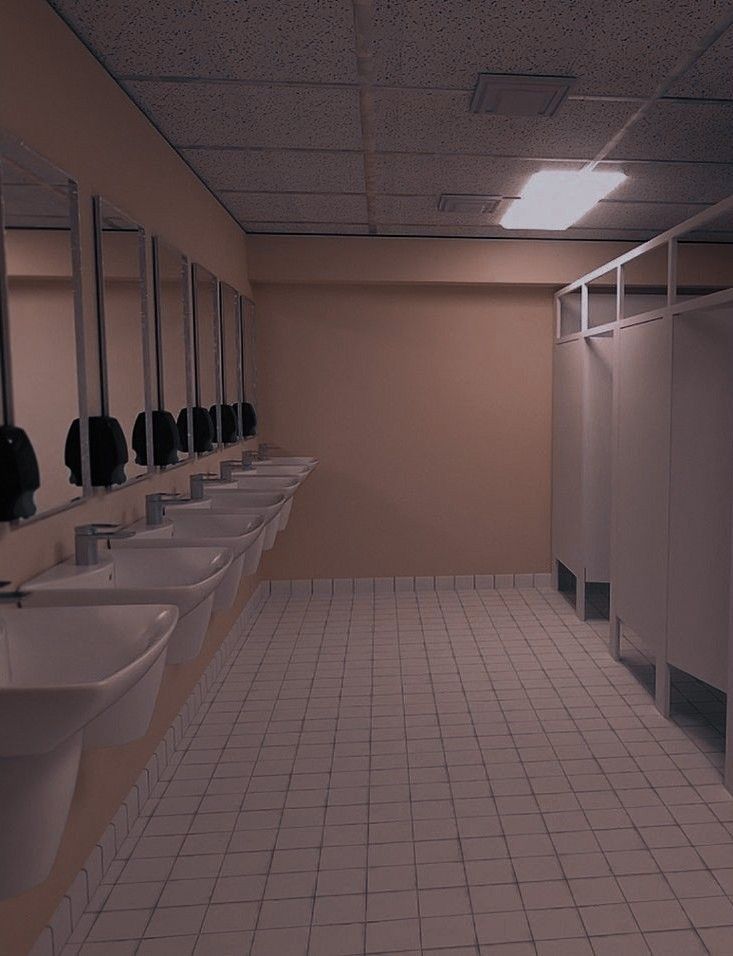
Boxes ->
[271,571,553,599]
[31,582,271,956]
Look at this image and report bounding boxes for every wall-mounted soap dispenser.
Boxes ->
[0,425,40,520]
[178,406,214,453]
[210,403,238,443]
[235,401,257,438]
[132,410,180,467]
[64,416,128,487]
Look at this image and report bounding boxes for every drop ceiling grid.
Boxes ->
[47,0,733,239]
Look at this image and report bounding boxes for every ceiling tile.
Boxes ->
[373,154,582,195]
[373,194,507,226]
[225,192,368,223]
[373,90,636,158]
[50,0,357,82]
[602,161,733,204]
[125,81,363,150]
[668,26,733,99]
[376,223,661,241]
[182,149,366,193]
[610,101,733,162]
[241,222,370,235]
[578,199,706,230]
[371,0,729,96]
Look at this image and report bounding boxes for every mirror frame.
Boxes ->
[152,235,194,464]
[92,195,154,479]
[0,134,91,519]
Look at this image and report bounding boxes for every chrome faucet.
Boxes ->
[219,460,246,481]
[0,582,29,607]
[189,473,227,500]
[74,524,134,566]
[145,492,187,526]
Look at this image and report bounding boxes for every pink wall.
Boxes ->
[257,281,555,580]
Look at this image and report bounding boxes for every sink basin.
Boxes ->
[25,546,231,665]
[258,456,317,472]
[122,513,266,611]
[187,488,289,548]
[0,603,177,897]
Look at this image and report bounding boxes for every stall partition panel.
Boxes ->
[582,335,613,585]
[614,317,673,657]
[551,339,584,585]
[666,306,733,691]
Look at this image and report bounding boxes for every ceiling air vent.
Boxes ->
[438,194,503,215]
[470,73,576,117]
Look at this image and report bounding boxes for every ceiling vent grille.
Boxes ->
[470,73,576,117]
[438,194,503,215]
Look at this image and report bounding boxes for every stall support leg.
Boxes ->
[609,615,621,661]
[725,709,733,795]
[551,560,559,591]
[575,567,587,621]
[655,657,671,718]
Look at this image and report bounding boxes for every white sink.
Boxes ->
[122,513,266,612]
[188,488,289,548]
[0,603,177,898]
[258,456,317,472]
[25,546,231,665]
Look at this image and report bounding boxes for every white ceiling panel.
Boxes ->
[45,0,733,240]
[372,194,506,226]
[668,26,733,99]
[50,0,357,83]
[371,0,730,97]
[374,91,637,158]
[242,222,370,235]
[376,223,661,241]
[125,81,363,150]
[610,101,733,162]
[372,155,582,195]
[225,192,368,224]
[602,161,733,204]
[182,149,366,193]
[577,200,705,231]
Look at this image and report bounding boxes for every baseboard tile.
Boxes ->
[268,573,553,597]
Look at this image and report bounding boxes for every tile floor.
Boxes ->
[61,587,733,955]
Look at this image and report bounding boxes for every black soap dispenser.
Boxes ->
[178,406,214,453]
[209,404,238,443]
[0,424,40,520]
[132,410,180,467]
[64,416,128,486]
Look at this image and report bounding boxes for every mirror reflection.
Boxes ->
[192,263,219,448]
[220,283,241,442]
[153,237,190,460]
[0,137,83,516]
[94,198,148,480]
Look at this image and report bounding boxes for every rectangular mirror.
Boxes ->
[240,296,257,437]
[221,283,242,442]
[94,197,150,480]
[153,237,191,460]
[192,263,220,447]
[0,136,85,517]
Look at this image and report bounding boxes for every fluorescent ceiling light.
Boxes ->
[500,169,627,230]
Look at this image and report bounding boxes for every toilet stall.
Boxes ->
[552,194,733,786]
